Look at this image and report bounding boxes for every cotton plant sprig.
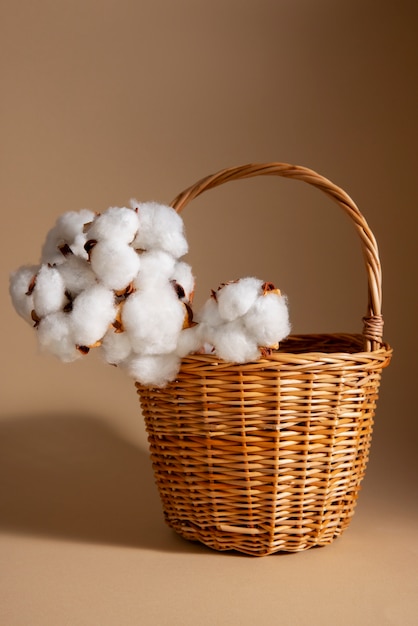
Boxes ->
[10,202,194,382]
[10,202,291,386]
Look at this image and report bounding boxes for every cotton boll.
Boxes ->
[56,255,97,296]
[123,352,180,386]
[134,249,176,290]
[101,329,132,365]
[216,277,263,322]
[176,325,203,358]
[89,240,141,291]
[9,265,40,323]
[37,312,80,362]
[132,201,188,258]
[41,209,95,263]
[70,284,116,347]
[32,264,67,318]
[196,296,223,328]
[212,321,260,363]
[194,297,223,352]
[122,287,185,355]
[243,293,291,347]
[171,261,195,301]
[85,206,139,244]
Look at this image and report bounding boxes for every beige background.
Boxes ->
[1,1,417,624]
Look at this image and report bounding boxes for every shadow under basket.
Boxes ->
[136,163,392,556]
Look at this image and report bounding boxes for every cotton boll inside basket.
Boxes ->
[131,201,188,258]
[195,279,291,362]
[88,239,141,291]
[37,312,81,362]
[85,206,139,244]
[216,277,263,322]
[32,264,67,318]
[134,249,176,290]
[9,265,40,323]
[122,286,185,355]
[210,320,260,363]
[243,292,291,347]
[70,284,117,348]
[41,209,96,263]
[193,296,224,355]
[195,295,223,329]
[123,352,181,387]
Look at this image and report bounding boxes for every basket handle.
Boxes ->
[170,162,384,352]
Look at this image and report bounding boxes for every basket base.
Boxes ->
[160,499,356,556]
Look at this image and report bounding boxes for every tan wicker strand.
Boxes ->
[136,164,392,556]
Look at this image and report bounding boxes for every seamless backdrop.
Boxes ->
[1,2,417,625]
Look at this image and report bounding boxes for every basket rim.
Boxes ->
[178,349,392,368]
[134,333,392,389]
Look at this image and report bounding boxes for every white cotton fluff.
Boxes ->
[195,278,291,363]
[101,329,132,365]
[85,206,139,244]
[175,325,202,358]
[131,201,188,258]
[210,320,260,363]
[243,292,291,347]
[196,296,223,328]
[37,312,80,362]
[216,277,263,322]
[122,287,185,355]
[123,352,181,387]
[134,249,176,290]
[9,265,40,323]
[32,264,67,318]
[70,284,116,347]
[89,240,141,291]
[171,261,195,301]
[56,255,97,296]
[41,209,96,263]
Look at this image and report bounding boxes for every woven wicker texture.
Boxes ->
[136,163,392,555]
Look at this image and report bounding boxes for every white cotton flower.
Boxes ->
[131,201,188,258]
[123,352,181,387]
[122,286,185,355]
[41,209,96,263]
[243,292,291,347]
[176,325,202,358]
[32,264,67,318]
[101,329,133,365]
[9,264,40,323]
[37,312,80,362]
[56,255,97,297]
[210,320,260,363]
[85,206,139,244]
[216,277,263,322]
[134,249,176,290]
[171,261,195,301]
[70,284,116,347]
[194,279,291,363]
[196,296,223,328]
[89,240,141,291]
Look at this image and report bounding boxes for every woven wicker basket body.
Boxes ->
[136,163,392,556]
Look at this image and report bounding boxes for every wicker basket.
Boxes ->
[136,163,392,556]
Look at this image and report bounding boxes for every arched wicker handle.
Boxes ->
[170,162,384,352]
